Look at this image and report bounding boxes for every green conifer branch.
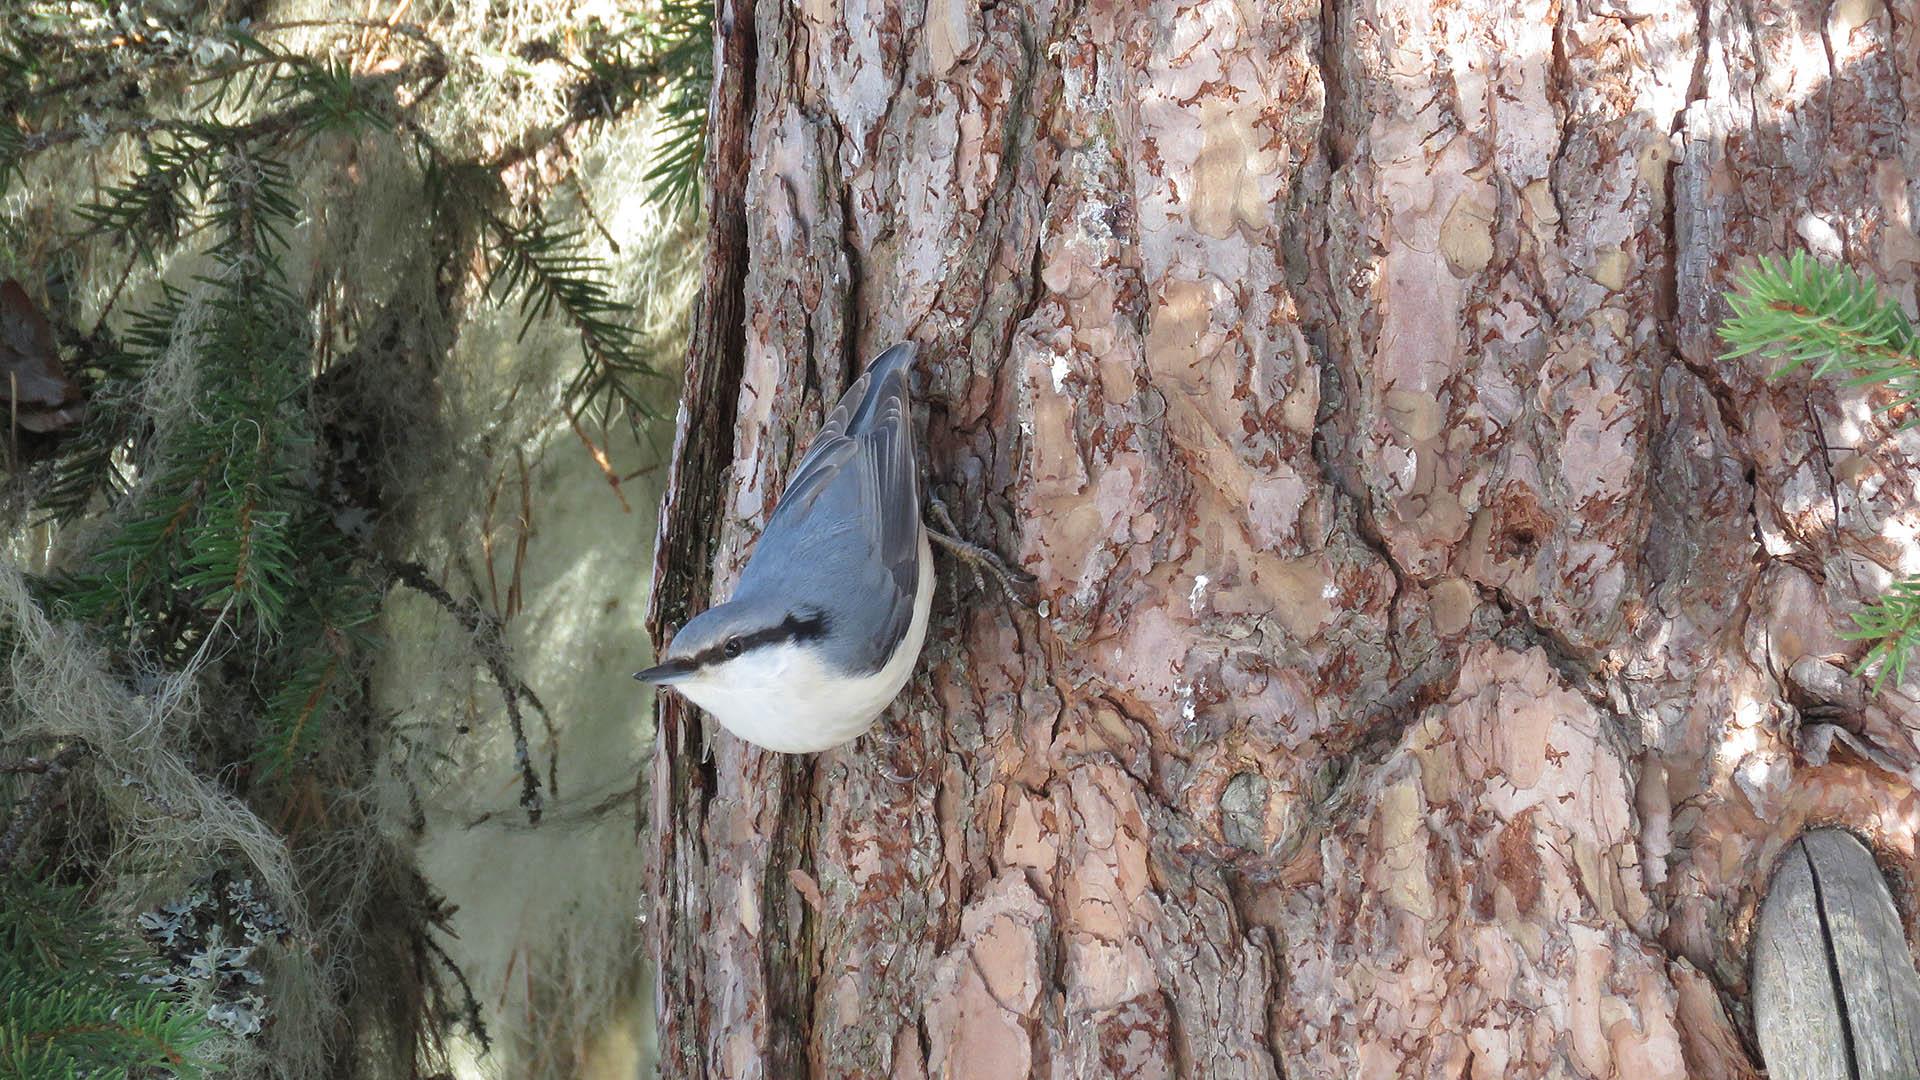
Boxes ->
[256,570,379,773]
[1721,253,1920,690]
[73,133,211,261]
[0,7,695,1072]
[637,0,712,210]
[1841,576,1920,691]
[576,2,712,210]
[55,149,316,642]
[0,878,218,1079]
[484,211,666,429]
[1721,252,1920,419]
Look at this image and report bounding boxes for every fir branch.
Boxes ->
[73,131,211,260]
[48,25,438,267]
[1721,252,1920,422]
[482,210,666,430]
[1842,576,1920,690]
[261,651,340,772]
[52,148,316,645]
[0,877,219,1079]
[204,26,439,136]
[1721,253,1920,691]
[630,0,713,210]
[645,94,708,213]
[30,321,151,523]
[475,12,702,178]
[256,576,378,774]
[408,11,703,430]
[0,977,216,1079]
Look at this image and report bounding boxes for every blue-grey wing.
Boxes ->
[766,342,916,524]
[737,344,921,672]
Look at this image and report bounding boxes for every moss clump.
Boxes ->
[0,3,701,1076]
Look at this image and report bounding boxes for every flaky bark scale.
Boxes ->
[647,0,1920,1075]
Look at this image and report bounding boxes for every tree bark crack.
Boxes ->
[1473,578,1645,761]
[643,0,1920,1068]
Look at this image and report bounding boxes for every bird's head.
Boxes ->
[633,595,831,699]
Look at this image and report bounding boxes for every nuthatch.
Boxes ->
[636,343,931,753]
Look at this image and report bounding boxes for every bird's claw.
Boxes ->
[868,709,933,785]
[926,493,1034,600]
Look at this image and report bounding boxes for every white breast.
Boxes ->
[677,533,935,753]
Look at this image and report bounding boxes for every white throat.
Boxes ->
[676,534,934,753]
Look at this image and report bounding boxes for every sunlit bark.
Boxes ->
[649,0,1920,1074]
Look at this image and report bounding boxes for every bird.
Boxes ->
[634,342,933,754]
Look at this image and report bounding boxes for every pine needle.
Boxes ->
[1721,252,1920,689]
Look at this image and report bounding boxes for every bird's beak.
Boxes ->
[633,658,696,686]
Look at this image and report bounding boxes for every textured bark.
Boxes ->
[646,0,1920,1075]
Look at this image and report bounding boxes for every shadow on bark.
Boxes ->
[644,0,1920,1076]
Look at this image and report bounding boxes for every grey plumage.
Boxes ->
[737,341,921,672]
[641,342,922,679]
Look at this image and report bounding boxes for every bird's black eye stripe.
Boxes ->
[692,609,831,667]
[783,609,830,642]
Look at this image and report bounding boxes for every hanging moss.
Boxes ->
[0,3,701,1076]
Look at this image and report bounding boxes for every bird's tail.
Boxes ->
[867,341,917,383]
[844,341,918,433]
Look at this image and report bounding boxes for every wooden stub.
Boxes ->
[1753,829,1920,1079]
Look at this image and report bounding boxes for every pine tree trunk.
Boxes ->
[646,0,1920,1074]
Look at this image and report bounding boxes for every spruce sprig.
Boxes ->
[1842,577,1920,691]
[57,151,315,642]
[613,0,713,210]
[1721,253,1920,690]
[255,563,380,773]
[0,877,217,1080]
[1721,252,1920,420]
[73,133,212,261]
[35,320,157,523]
[485,212,666,429]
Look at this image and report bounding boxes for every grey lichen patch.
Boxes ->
[1219,771,1270,852]
[138,874,291,1039]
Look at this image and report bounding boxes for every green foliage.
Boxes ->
[0,877,218,1079]
[556,6,712,211]
[487,213,668,427]
[0,5,701,1074]
[1722,253,1920,416]
[1721,253,1920,689]
[1842,577,1920,691]
[630,0,714,211]
[13,10,670,434]
[445,4,713,429]
[54,153,321,646]
[76,133,214,261]
[255,574,380,773]
[34,324,152,523]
